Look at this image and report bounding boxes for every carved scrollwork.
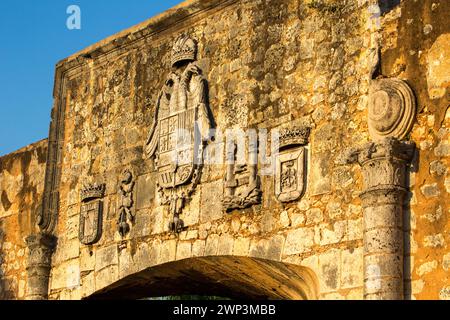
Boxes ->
[368,78,416,141]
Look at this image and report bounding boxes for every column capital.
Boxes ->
[26,233,57,251]
[339,137,415,167]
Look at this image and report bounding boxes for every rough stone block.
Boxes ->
[284,228,314,255]
[423,233,445,248]
[192,240,206,257]
[420,183,440,198]
[318,221,347,246]
[279,211,291,228]
[95,244,118,272]
[205,234,219,256]
[217,234,234,255]
[151,206,166,235]
[118,248,136,279]
[95,265,118,292]
[80,247,95,273]
[319,249,341,293]
[183,191,200,227]
[53,238,80,265]
[233,237,250,256]
[300,255,319,277]
[158,239,177,264]
[250,235,285,261]
[136,173,156,210]
[443,253,450,271]
[50,260,80,291]
[348,218,363,241]
[130,211,151,238]
[306,208,323,225]
[416,260,438,276]
[176,242,192,260]
[341,248,363,289]
[133,242,151,270]
[148,239,161,267]
[80,272,95,298]
[310,152,332,195]
[66,215,79,240]
[200,180,224,223]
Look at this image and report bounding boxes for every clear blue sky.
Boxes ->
[0,0,183,156]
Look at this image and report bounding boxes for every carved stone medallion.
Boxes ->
[79,183,105,245]
[368,78,416,141]
[274,126,310,203]
[144,34,213,233]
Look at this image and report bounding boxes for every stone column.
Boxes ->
[25,233,57,300]
[355,138,415,300]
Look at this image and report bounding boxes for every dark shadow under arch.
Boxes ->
[88,256,319,300]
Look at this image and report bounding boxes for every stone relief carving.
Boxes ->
[223,137,261,211]
[274,126,310,203]
[117,169,135,237]
[144,34,213,233]
[368,78,416,141]
[367,45,416,142]
[79,182,105,245]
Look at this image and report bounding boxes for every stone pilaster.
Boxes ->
[345,138,415,299]
[25,233,57,300]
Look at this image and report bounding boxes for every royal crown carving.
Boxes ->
[171,34,197,67]
[80,183,106,202]
[278,126,310,149]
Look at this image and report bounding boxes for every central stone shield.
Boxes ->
[157,107,198,188]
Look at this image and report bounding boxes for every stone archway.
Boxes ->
[88,256,319,300]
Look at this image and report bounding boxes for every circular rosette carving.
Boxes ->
[368,78,416,141]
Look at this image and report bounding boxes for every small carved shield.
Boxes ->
[79,200,103,245]
[275,147,306,203]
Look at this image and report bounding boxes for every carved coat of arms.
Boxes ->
[144,35,212,232]
[79,183,105,245]
[274,127,310,203]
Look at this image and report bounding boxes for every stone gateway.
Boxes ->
[0,0,449,300]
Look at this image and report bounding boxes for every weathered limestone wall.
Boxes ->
[47,0,376,300]
[1,0,448,301]
[377,0,450,300]
[0,139,48,299]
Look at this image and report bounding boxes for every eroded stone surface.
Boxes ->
[0,0,449,301]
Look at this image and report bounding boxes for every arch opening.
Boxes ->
[88,256,319,300]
